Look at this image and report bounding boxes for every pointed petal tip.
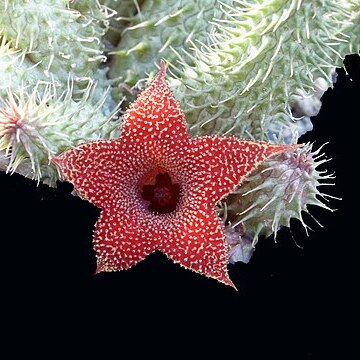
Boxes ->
[208,268,237,290]
[154,60,167,86]
[159,59,167,76]
[51,154,67,172]
[51,155,64,169]
[264,142,302,160]
[95,262,106,275]
[221,276,238,291]
[289,142,304,151]
[277,142,302,151]
[50,155,60,165]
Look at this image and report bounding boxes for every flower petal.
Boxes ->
[185,136,296,202]
[121,61,190,159]
[159,204,235,289]
[94,206,157,273]
[52,139,154,209]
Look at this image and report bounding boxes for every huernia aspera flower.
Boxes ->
[53,63,297,288]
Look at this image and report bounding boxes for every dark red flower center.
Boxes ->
[140,171,180,214]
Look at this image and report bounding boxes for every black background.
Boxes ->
[1,55,359,357]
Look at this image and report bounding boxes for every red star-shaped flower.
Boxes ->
[52,62,295,289]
